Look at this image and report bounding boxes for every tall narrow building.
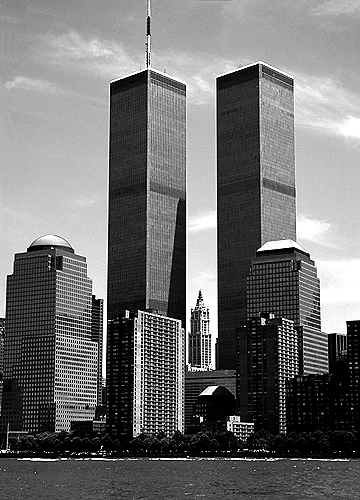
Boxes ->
[188,290,211,369]
[237,314,299,434]
[91,295,104,405]
[107,68,186,325]
[217,62,296,369]
[0,235,98,433]
[107,310,185,437]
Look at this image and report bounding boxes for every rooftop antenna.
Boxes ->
[146,0,151,68]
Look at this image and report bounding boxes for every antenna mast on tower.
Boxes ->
[146,0,151,67]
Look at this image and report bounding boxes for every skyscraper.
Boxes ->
[237,314,299,434]
[107,310,185,437]
[0,235,98,433]
[107,68,186,325]
[188,290,211,369]
[247,239,328,374]
[217,62,296,369]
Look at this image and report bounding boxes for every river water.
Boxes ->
[0,457,358,499]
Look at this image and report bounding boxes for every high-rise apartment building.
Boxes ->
[91,295,104,405]
[107,310,185,438]
[237,314,299,434]
[0,235,98,433]
[188,290,211,369]
[247,239,328,374]
[107,68,186,326]
[217,62,296,369]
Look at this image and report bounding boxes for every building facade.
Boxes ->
[188,290,211,369]
[107,68,186,326]
[247,239,328,375]
[0,318,5,416]
[91,295,104,405]
[217,62,296,369]
[107,310,185,438]
[0,235,98,433]
[328,332,347,374]
[237,314,299,434]
[347,320,359,433]
[185,369,236,433]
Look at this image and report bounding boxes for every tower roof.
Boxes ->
[198,386,234,398]
[27,235,74,253]
[257,239,309,257]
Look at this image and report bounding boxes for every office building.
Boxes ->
[92,295,104,405]
[247,239,328,374]
[0,235,98,433]
[107,68,186,325]
[193,385,236,433]
[347,320,359,433]
[185,369,235,432]
[328,332,347,374]
[217,61,296,369]
[237,314,299,434]
[188,290,211,369]
[107,310,185,438]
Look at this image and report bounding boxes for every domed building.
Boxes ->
[1,235,99,434]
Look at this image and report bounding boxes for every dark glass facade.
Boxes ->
[237,314,299,434]
[107,69,186,326]
[247,241,328,375]
[217,62,296,369]
[0,237,98,433]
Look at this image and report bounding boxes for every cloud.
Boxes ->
[297,214,336,248]
[4,76,66,94]
[37,31,136,79]
[311,0,360,16]
[295,74,360,140]
[317,258,360,305]
[188,210,216,232]
[35,30,360,131]
[36,30,237,104]
[70,194,102,208]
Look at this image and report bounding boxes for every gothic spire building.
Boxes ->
[189,290,212,370]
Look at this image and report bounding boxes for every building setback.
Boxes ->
[0,235,98,433]
[188,290,211,369]
[217,62,296,369]
[247,239,328,375]
[237,314,299,435]
[107,68,186,326]
[107,310,185,438]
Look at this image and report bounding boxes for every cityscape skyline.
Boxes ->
[1,1,360,357]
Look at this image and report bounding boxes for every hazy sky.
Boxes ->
[1,0,359,355]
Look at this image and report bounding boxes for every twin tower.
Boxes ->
[107,62,296,370]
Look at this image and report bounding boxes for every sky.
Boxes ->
[1,0,359,362]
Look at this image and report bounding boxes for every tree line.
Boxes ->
[6,428,358,457]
